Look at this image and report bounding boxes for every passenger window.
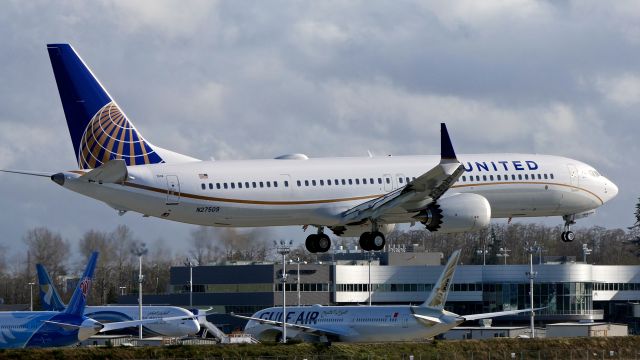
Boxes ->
[412,177,416,180]
[462,176,466,182]
[274,181,278,187]
[238,182,242,188]
[327,179,332,185]
[544,174,548,180]
[362,178,367,184]
[355,179,360,185]
[489,175,494,181]
[550,174,554,179]
[399,178,404,184]
[497,175,501,180]
[386,178,391,184]
[406,177,410,183]
[260,182,264,188]
[348,179,353,185]
[518,174,522,180]
[252,182,257,188]
[320,180,324,186]
[296,180,301,186]
[312,180,316,186]
[483,175,487,181]
[224,183,228,189]
[284,181,288,187]
[537,174,542,180]
[511,174,516,180]
[267,181,271,188]
[245,182,250,188]
[371,178,375,184]
[335,179,339,184]
[231,183,235,189]
[201,183,205,190]
[342,179,346,185]
[305,180,309,186]
[217,183,221,189]
[378,178,382,184]
[524,174,528,180]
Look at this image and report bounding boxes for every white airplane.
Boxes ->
[234,250,539,343]
[0,252,194,348]
[1,44,618,253]
[36,264,200,337]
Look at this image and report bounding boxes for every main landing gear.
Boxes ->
[561,214,576,243]
[359,221,386,251]
[305,228,331,253]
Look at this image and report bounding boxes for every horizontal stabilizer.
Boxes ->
[463,307,545,321]
[412,313,443,324]
[80,159,127,183]
[43,320,83,330]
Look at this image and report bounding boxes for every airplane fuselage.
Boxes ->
[245,305,462,342]
[55,153,617,230]
[0,311,99,348]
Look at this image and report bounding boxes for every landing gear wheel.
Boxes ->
[317,234,331,253]
[561,231,575,243]
[371,231,385,251]
[359,232,372,251]
[305,234,319,253]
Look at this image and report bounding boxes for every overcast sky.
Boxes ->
[0,0,638,260]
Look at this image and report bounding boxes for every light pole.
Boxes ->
[28,282,35,311]
[275,240,292,344]
[119,286,126,296]
[526,243,539,338]
[582,243,592,263]
[185,258,197,308]
[497,247,510,265]
[368,253,375,306]
[131,242,148,340]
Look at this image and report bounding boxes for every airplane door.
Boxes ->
[567,165,579,189]
[165,175,180,205]
[396,173,406,189]
[383,174,393,192]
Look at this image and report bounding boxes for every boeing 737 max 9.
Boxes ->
[235,250,540,343]
[0,44,618,252]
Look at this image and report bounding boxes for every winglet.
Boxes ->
[36,264,66,311]
[420,249,461,309]
[64,251,98,316]
[441,123,457,161]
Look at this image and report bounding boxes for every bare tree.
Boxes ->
[23,227,69,282]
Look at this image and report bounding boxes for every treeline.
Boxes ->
[0,222,638,308]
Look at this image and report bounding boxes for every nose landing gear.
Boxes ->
[561,215,576,243]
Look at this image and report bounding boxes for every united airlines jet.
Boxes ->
[36,264,200,337]
[0,252,193,348]
[235,250,539,343]
[1,44,618,253]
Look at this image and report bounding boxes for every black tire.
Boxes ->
[565,231,575,242]
[371,231,385,251]
[305,234,318,253]
[317,234,331,253]
[359,232,372,251]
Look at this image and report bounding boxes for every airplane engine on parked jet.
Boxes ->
[414,193,491,233]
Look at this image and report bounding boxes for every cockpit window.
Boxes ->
[587,170,600,177]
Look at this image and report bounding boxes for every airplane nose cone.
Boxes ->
[605,178,618,201]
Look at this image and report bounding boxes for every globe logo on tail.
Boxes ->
[77,101,163,169]
[79,277,91,299]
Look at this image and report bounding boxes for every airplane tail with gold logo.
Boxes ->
[47,44,198,169]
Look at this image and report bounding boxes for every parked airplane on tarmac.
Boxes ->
[234,250,539,343]
[0,252,193,348]
[1,44,618,253]
[36,264,200,337]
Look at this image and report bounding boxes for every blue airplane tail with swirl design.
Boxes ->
[47,44,198,169]
[63,252,98,316]
[36,263,66,312]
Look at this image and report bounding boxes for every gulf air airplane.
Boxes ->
[1,44,618,253]
[235,250,539,343]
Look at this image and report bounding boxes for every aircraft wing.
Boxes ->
[99,315,197,332]
[341,123,464,224]
[462,307,545,322]
[231,313,352,338]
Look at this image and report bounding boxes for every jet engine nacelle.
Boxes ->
[414,193,491,233]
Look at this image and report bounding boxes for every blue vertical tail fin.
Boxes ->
[63,252,98,316]
[36,264,66,311]
[47,44,197,169]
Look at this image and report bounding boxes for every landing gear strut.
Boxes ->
[305,227,331,253]
[561,215,576,243]
[359,221,385,251]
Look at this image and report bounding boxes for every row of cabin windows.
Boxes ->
[460,173,555,183]
[201,180,288,190]
[296,176,417,187]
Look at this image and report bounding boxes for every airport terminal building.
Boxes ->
[120,250,640,333]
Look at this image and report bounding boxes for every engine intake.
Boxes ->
[414,193,491,233]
